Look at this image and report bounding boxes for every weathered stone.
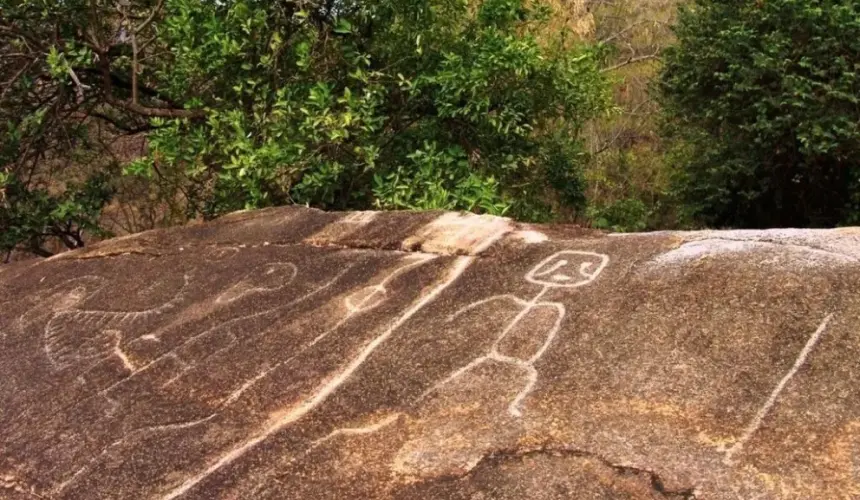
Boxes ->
[1,206,859,499]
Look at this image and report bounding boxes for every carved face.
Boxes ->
[525,251,609,288]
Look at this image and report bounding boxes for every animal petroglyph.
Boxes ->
[43,275,191,372]
[723,313,835,465]
[96,263,352,401]
[50,263,360,494]
[422,251,609,417]
[16,276,108,336]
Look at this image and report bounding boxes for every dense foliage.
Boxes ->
[0,0,611,256]
[661,0,860,228]
[5,0,860,259]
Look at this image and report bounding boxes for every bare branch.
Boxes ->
[599,20,649,44]
[67,67,91,103]
[0,60,35,102]
[601,51,661,73]
[134,0,165,34]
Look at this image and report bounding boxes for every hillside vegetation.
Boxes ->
[1,0,859,259]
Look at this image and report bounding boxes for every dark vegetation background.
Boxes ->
[2,0,858,260]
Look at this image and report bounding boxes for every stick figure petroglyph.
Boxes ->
[421,250,609,417]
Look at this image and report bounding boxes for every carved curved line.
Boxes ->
[502,361,538,417]
[526,302,566,365]
[215,263,299,304]
[53,412,217,495]
[448,295,530,322]
[418,356,491,402]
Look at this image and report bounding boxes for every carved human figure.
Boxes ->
[422,250,609,417]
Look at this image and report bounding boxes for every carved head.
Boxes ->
[525,251,609,288]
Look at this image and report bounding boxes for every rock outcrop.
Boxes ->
[2,207,859,499]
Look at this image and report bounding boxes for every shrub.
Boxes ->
[660,0,860,227]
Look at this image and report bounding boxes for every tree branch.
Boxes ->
[599,21,649,44]
[106,96,206,119]
[134,0,165,34]
[601,52,661,73]
[0,60,35,102]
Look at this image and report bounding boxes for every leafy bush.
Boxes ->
[586,197,651,232]
[131,0,611,220]
[0,173,114,259]
[661,0,860,228]
[1,0,612,257]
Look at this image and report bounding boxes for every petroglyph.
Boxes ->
[525,251,609,287]
[96,265,352,401]
[723,313,835,465]
[8,206,860,500]
[312,414,402,447]
[34,260,355,472]
[54,413,219,495]
[312,254,435,346]
[227,255,437,411]
[422,251,609,417]
[16,276,108,336]
[203,246,240,262]
[215,262,298,304]
[111,332,136,372]
[51,265,401,499]
[245,413,404,498]
[42,274,191,372]
[161,256,474,500]
[152,264,353,394]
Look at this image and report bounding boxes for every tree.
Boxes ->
[0,173,113,260]
[1,0,182,257]
[1,0,612,258]
[660,0,860,228]
[581,0,681,232]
